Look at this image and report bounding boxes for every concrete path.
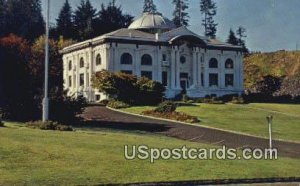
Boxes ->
[82,106,300,158]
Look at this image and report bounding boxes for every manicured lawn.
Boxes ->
[0,122,299,185]
[122,103,300,142]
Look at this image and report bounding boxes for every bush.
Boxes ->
[99,99,109,106]
[0,121,4,127]
[107,100,130,109]
[142,110,199,123]
[198,97,224,104]
[230,96,245,104]
[26,121,73,131]
[154,101,177,113]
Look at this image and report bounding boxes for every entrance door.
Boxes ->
[180,80,187,94]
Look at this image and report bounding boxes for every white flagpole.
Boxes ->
[43,0,50,122]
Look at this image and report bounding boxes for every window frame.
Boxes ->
[120,53,133,65]
[141,54,152,66]
[209,58,218,68]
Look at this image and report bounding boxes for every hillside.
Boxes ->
[244,50,300,89]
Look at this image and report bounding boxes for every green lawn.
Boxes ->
[0,122,299,185]
[122,103,300,142]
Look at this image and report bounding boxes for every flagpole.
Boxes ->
[43,0,50,122]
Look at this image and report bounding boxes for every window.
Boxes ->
[162,71,168,86]
[69,76,72,87]
[80,58,84,68]
[86,73,89,87]
[162,54,167,61]
[225,58,234,69]
[180,56,186,64]
[209,73,218,86]
[96,95,101,101]
[80,73,84,86]
[96,54,101,66]
[121,70,132,74]
[141,54,152,66]
[209,58,218,68]
[201,73,204,86]
[68,61,72,71]
[225,74,234,87]
[121,53,132,65]
[141,71,152,80]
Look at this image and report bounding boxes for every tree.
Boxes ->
[95,1,133,36]
[56,0,75,39]
[236,26,249,53]
[3,0,44,42]
[143,0,157,13]
[73,0,97,41]
[172,0,189,27]
[226,29,238,45]
[0,0,6,37]
[200,0,217,39]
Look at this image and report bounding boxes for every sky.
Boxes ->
[42,0,300,52]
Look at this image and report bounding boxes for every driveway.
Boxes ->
[82,106,300,158]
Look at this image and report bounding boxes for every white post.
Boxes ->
[266,115,273,149]
[42,0,50,122]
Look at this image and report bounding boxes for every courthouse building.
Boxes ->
[61,13,244,102]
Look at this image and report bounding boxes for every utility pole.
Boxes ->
[43,0,50,122]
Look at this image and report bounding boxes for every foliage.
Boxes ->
[200,0,217,39]
[56,0,75,39]
[92,70,165,105]
[142,110,199,123]
[0,0,44,42]
[154,101,177,113]
[230,96,245,104]
[276,73,300,98]
[26,121,73,131]
[99,99,110,106]
[172,0,189,27]
[198,96,224,104]
[236,26,249,53]
[227,29,238,45]
[250,75,283,95]
[107,100,130,109]
[143,0,157,13]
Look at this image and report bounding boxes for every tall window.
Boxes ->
[121,53,132,65]
[162,54,167,61]
[225,58,234,69]
[180,56,186,64]
[96,54,101,66]
[141,54,152,66]
[209,58,218,68]
[80,73,84,86]
[209,73,218,86]
[141,71,152,80]
[68,61,72,71]
[225,74,234,87]
[69,76,72,87]
[80,58,84,68]
[162,71,168,86]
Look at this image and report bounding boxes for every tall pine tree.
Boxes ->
[236,26,249,53]
[56,0,75,39]
[73,0,97,41]
[200,0,217,39]
[143,0,157,13]
[227,29,238,45]
[172,0,189,27]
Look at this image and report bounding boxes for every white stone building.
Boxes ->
[61,13,244,102]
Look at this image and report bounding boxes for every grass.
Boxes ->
[0,122,299,185]
[122,103,300,142]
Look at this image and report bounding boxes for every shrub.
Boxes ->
[182,94,189,102]
[107,100,130,109]
[99,99,109,106]
[154,101,177,113]
[198,97,224,104]
[0,121,4,127]
[230,96,245,104]
[26,121,73,131]
[142,110,199,123]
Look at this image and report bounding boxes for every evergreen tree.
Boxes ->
[236,26,249,53]
[56,0,75,39]
[200,0,217,38]
[143,0,157,13]
[172,0,189,27]
[0,0,5,37]
[73,0,97,41]
[4,0,45,42]
[227,29,238,45]
[95,1,133,36]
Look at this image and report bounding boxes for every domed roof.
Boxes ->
[128,13,176,30]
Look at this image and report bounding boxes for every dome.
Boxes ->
[128,13,176,31]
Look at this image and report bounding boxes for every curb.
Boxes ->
[106,106,300,145]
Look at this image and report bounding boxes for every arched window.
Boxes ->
[80,58,84,68]
[209,58,218,68]
[68,61,72,71]
[225,58,234,69]
[121,53,133,65]
[96,54,101,66]
[141,54,152,66]
[180,56,186,64]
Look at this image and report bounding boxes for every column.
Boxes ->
[171,48,176,89]
[89,48,93,101]
[220,55,225,88]
[192,50,197,88]
[157,47,162,82]
[204,54,209,88]
[240,55,244,90]
[134,49,140,77]
[175,49,181,89]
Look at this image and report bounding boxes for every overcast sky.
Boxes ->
[42,0,300,52]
